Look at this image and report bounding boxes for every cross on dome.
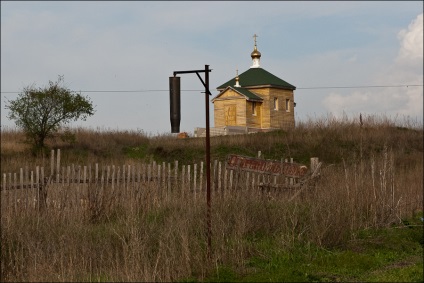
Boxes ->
[235,69,241,87]
[251,34,261,68]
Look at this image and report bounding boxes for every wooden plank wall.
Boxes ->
[213,87,295,130]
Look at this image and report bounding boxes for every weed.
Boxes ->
[1,114,422,282]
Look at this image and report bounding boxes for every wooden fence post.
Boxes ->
[174,161,178,190]
[83,166,87,185]
[3,173,6,192]
[40,167,44,188]
[194,163,197,198]
[30,171,34,189]
[218,161,222,194]
[117,166,121,188]
[132,164,136,187]
[13,173,17,211]
[162,162,166,190]
[152,161,156,183]
[77,166,81,186]
[310,157,319,172]
[30,170,34,209]
[128,165,133,205]
[167,163,171,194]
[224,167,228,196]
[127,165,131,190]
[137,164,141,187]
[88,164,92,184]
[246,171,250,192]
[60,167,66,186]
[121,164,125,190]
[7,173,12,208]
[56,149,61,183]
[213,160,218,193]
[199,161,204,193]
[25,166,28,189]
[95,163,99,185]
[50,149,54,177]
[20,168,23,190]
[187,165,191,194]
[112,165,116,190]
[290,158,294,186]
[67,166,71,186]
[229,170,233,191]
[107,166,110,187]
[142,163,146,183]
[72,164,75,185]
[158,164,162,195]
[182,165,186,197]
[147,164,151,187]
[3,173,7,207]
[251,173,256,194]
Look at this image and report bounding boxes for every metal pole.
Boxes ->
[170,65,212,259]
[205,64,212,259]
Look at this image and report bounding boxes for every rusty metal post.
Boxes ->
[170,65,212,259]
[204,64,212,259]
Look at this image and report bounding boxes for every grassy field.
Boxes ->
[1,114,423,282]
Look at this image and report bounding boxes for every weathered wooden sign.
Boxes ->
[226,154,308,177]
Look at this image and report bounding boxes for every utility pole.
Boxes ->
[169,65,212,259]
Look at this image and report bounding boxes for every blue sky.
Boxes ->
[1,1,423,135]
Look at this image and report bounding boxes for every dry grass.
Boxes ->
[1,151,421,281]
[1,114,423,282]
[0,126,29,153]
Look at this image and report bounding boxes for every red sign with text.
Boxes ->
[226,154,308,177]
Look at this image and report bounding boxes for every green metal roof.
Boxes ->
[217,67,296,90]
[211,86,263,102]
[232,87,263,101]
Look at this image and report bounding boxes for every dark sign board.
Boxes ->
[226,154,308,178]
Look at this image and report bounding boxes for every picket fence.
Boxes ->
[1,149,320,212]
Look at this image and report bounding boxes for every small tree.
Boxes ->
[5,75,95,153]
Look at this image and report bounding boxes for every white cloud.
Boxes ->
[396,13,423,66]
[322,13,423,121]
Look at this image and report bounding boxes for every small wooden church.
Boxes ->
[211,35,296,133]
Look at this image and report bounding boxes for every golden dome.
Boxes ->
[251,45,261,59]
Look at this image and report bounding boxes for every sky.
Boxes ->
[1,1,423,135]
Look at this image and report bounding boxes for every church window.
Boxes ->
[252,102,257,116]
[286,99,290,112]
[273,97,278,110]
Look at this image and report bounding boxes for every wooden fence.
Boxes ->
[1,149,320,212]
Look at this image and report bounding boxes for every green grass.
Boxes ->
[204,213,423,282]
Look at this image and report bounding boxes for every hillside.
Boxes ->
[1,115,423,169]
[1,115,423,282]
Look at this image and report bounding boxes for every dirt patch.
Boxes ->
[383,256,421,270]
